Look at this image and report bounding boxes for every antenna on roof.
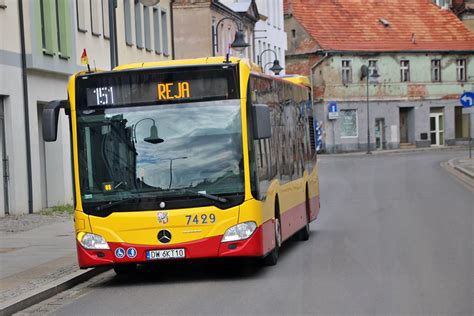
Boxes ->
[379,18,390,27]
[411,33,416,44]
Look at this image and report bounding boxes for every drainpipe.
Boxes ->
[309,52,329,152]
[18,0,34,214]
[170,0,175,60]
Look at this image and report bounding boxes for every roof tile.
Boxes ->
[285,0,474,52]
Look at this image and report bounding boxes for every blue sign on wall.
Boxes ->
[460,92,474,108]
[329,102,338,113]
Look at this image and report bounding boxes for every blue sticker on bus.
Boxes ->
[115,247,125,259]
[126,247,137,259]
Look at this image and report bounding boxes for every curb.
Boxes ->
[448,158,474,178]
[0,267,108,316]
[441,161,474,192]
[320,146,467,157]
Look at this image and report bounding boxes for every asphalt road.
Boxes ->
[22,150,473,316]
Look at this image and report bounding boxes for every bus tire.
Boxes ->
[297,188,310,241]
[262,206,281,266]
[113,263,137,275]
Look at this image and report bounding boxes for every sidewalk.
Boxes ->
[441,156,474,192]
[0,214,104,315]
[448,157,474,178]
[320,145,467,157]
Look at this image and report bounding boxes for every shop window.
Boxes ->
[340,110,358,137]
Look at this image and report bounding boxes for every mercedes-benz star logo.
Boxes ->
[157,230,172,244]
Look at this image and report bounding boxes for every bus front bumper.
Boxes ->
[77,221,274,268]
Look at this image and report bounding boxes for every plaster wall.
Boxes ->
[316,54,474,101]
[173,4,213,59]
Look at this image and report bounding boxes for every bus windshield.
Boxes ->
[76,100,244,213]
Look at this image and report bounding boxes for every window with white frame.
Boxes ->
[135,1,143,48]
[341,60,352,84]
[400,60,410,82]
[153,7,161,53]
[161,9,169,55]
[431,59,441,82]
[76,0,88,32]
[91,0,102,36]
[456,59,467,81]
[340,110,358,137]
[124,0,133,45]
[368,60,378,82]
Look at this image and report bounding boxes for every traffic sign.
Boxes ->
[328,102,339,120]
[460,92,474,108]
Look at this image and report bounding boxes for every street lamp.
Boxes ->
[257,49,283,75]
[108,0,160,69]
[133,118,164,144]
[360,64,380,154]
[212,17,250,59]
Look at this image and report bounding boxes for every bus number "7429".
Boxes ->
[185,214,216,225]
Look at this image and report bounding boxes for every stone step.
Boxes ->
[400,143,416,149]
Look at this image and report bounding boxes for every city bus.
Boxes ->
[43,57,320,273]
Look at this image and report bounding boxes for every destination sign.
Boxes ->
[157,81,190,100]
[77,66,239,109]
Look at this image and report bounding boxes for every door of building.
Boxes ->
[430,112,444,146]
[0,97,9,215]
[375,118,386,150]
[399,110,408,143]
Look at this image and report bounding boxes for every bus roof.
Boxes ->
[113,57,252,71]
[279,75,311,88]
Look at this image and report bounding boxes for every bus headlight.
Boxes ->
[78,232,110,250]
[222,222,257,242]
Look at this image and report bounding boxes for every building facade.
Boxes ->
[173,0,259,61]
[0,0,173,216]
[253,0,287,75]
[450,0,474,32]
[285,0,474,153]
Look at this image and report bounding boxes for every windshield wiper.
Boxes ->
[94,197,140,211]
[180,189,228,204]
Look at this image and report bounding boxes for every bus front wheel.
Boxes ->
[262,216,281,266]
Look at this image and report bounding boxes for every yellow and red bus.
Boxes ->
[43,57,320,273]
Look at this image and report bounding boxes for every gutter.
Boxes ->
[18,0,34,214]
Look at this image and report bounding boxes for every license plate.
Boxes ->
[146,248,186,260]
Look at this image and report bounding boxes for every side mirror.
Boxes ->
[43,100,69,142]
[252,104,271,140]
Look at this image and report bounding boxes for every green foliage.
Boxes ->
[39,204,74,216]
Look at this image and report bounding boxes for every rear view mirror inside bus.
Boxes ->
[252,104,271,140]
[43,99,69,142]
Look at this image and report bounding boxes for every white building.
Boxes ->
[254,0,287,74]
[0,0,173,216]
[219,0,287,74]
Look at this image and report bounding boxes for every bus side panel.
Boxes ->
[278,177,307,242]
[308,160,320,222]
